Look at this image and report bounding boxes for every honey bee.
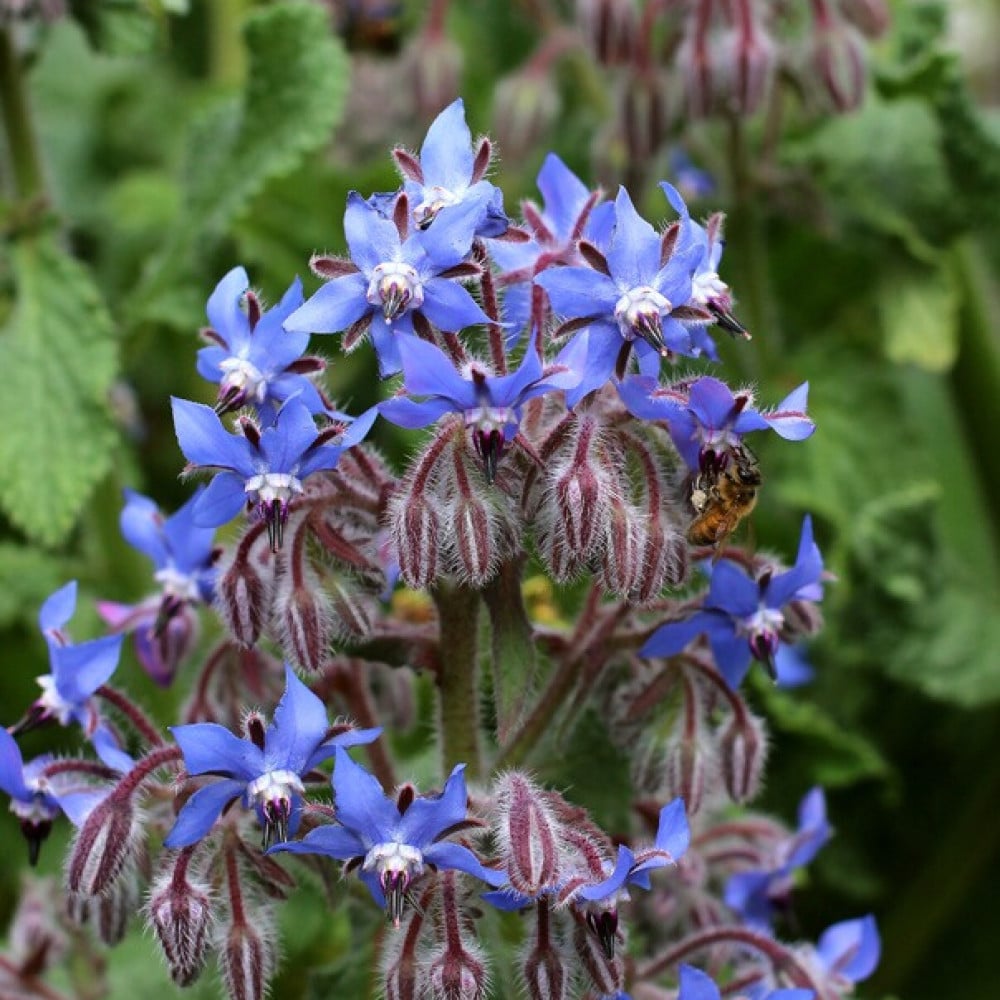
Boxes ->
[686,443,762,547]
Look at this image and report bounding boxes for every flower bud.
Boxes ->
[575,0,637,65]
[147,859,214,986]
[381,892,429,1000]
[425,940,488,1000]
[219,913,273,1000]
[493,68,561,163]
[621,70,668,166]
[665,730,712,818]
[718,710,768,803]
[327,577,376,640]
[66,794,141,898]
[572,919,623,996]
[8,876,68,977]
[781,598,824,639]
[408,27,463,119]
[837,0,889,38]
[274,574,333,674]
[599,502,643,597]
[135,602,200,687]
[93,868,141,945]
[389,486,441,590]
[215,530,277,648]
[494,773,563,897]
[629,514,688,604]
[522,902,570,1000]
[810,8,867,113]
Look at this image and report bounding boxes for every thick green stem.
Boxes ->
[0,28,45,201]
[208,0,249,88]
[482,558,537,745]
[432,582,483,779]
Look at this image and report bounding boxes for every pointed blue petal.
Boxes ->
[164,777,246,848]
[344,191,402,274]
[764,516,823,608]
[0,728,29,800]
[423,842,508,886]
[170,723,263,781]
[706,561,760,617]
[171,397,253,473]
[39,581,77,633]
[420,279,491,331]
[206,267,250,345]
[575,845,635,901]
[267,823,367,860]
[90,724,135,773]
[306,726,382,770]
[605,187,659,288]
[120,490,169,567]
[686,377,737,431]
[285,273,371,335]
[640,611,717,658]
[398,764,467,847]
[52,634,123,705]
[710,629,754,690]
[419,99,474,191]
[678,964,722,1000]
[537,153,591,238]
[263,665,329,773]
[192,473,247,528]
[379,396,456,429]
[534,267,618,319]
[331,747,398,845]
[817,915,880,982]
[396,334,476,402]
[766,382,815,441]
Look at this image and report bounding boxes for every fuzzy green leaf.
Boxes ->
[880,264,959,372]
[0,237,119,545]
[0,544,66,628]
[134,2,350,322]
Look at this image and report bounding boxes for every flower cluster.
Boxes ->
[0,98,880,1000]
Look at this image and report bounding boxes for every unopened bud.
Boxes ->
[599,502,643,597]
[781,598,824,640]
[522,903,570,1000]
[572,919,623,996]
[719,711,768,803]
[94,868,140,945]
[215,532,277,648]
[493,68,560,162]
[408,28,463,119]
[327,577,376,640]
[147,859,214,986]
[219,915,272,1000]
[389,486,441,589]
[837,0,890,38]
[629,516,688,603]
[136,602,200,687]
[810,3,867,112]
[494,773,562,897]
[275,578,333,673]
[665,734,711,817]
[9,876,68,977]
[426,941,488,1000]
[621,71,668,166]
[382,897,428,1000]
[575,0,637,65]
[66,794,140,898]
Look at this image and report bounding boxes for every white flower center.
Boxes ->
[413,185,460,229]
[742,606,785,636]
[464,405,516,437]
[244,472,304,507]
[246,769,305,807]
[614,285,670,340]
[690,270,729,307]
[153,566,203,602]
[367,262,424,322]
[35,675,74,725]
[219,356,268,403]
[363,840,424,878]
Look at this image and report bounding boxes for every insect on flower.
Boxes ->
[686,442,762,547]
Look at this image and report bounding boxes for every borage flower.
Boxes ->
[13,582,123,737]
[196,267,330,423]
[641,516,823,688]
[269,747,504,925]
[286,191,490,377]
[618,375,814,472]
[165,665,380,849]
[677,964,813,1000]
[801,915,880,991]
[97,488,217,686]
[725,787,832,929]
[170,396,377,550]
[534,186,704,407]
[392,97,508,237]
[0,728,63,864]
[378,333,584,483]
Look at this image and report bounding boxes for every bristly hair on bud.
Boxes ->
[492,772,565,898]
[718,708,768,804]
[217,904,275,1000]
[214,524,278,649]
[520,899,571,1000]
[272,558,335,673]
[65,794,143,899]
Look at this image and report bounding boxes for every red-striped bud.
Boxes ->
[215,528,277,648]
[218,913,272,1000]
[494,774,563,897]
[522,901,570,1000]
[572,919,623,996]
[389,487,441,589]
[274,574,333,673]
[147,857,214,986]
[66,794,141,898]
[719,710,768,803]
[811,4,867,112]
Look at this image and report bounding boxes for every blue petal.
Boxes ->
[423,841,508,886]
[171,397,253,473]
[398,764,468,847]
[565,326,622,408]
[536,153,591,238]
[686,377,737,431]
[481,887,535,911]
[724,869,774,927]
[264,665,329,774]
[197,345,228,383]
[418,98,473,192]
[206,266,250,345]
[0,728,29,800]
[331,747,398,845]
[284,273,371,335]
[764,516,823,608]
[170,723,263,781]
[617,376,682,422]
[678,964,722,1000]
[248,278,310,373]
[420,278,491,332]
[344,191,402,274]
[816,915,880,982]
[604,187,659,288]
[52,634,123,706]
[709,629,754,690]
[706,561,760,617]
[267,823,367,860]
[654,797,690,859]
[765,382,815,441]
[534,267,618,319]
[396,334,477,403]
[39,580,77,633]
[416,195,483,267]
[192,473,247,528]
[307,726,382,771]
[164,777,246,848]
[575,845,635,902]
[640,611,717,659]
[774,644,815,688]
[162,487,217,573]
[259,399,319,472]
[120,490,169,568]
[90,724,135,773]
[378,396,456,429]
[369,315,405,377]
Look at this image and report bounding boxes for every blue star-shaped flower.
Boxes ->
[97,488,217,686]
[0,727,63,864]
[617,375,815,471]
[285,191,491,377]
[269,747,505,924]
[196,267,331,423]
[165,664,380,849]
[378,333,584,482]
[395,98,508,238]
[16,582,124,737]
[677,964,813,1000]
[724,787,832,929]
[640,516,824,688]
[811,915,880,985]
[171,396,377,550]
[534,186,704,406]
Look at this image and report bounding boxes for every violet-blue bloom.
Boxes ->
[378,333,584,483]
[171,395,377,550]
[725,787,832,929]
[0,727,62,864]
[677,964,813,1000]
[534,186,704,407]
[641,516,824,688]
[810,914,881,985]
[20,581,124,736]
[269,747,505,925]
[285,191,491,377]
[165,664,380,850]
[617,375,815,472]
[97,488,217,686]
[397,98,508,238]
[196,267,330,423]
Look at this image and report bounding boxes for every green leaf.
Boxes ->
[134,2,350,322]
[753,681,891,788]
[0,544,65,628]
[879,264,959,372]
[0,237,119,545]
[70,0,160,56]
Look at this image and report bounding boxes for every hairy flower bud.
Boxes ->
[719,710,768,803]
[572,919,623,996]
[274,573,334,673]
[215,530,277,648]
[493,68,561,162]
[575,0,637,65]
[389,485,442,589]
[494,773,563,897]
[409,27,463,118]
[522,902,570,1000]
[147,859,214,986]
[837,0,889,38]
[219,913,273,1000]
[8,876,68,977]
[92,868,141,945]
[665,733,712,817]
[66,794,141,898]
[810,7,867,112]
